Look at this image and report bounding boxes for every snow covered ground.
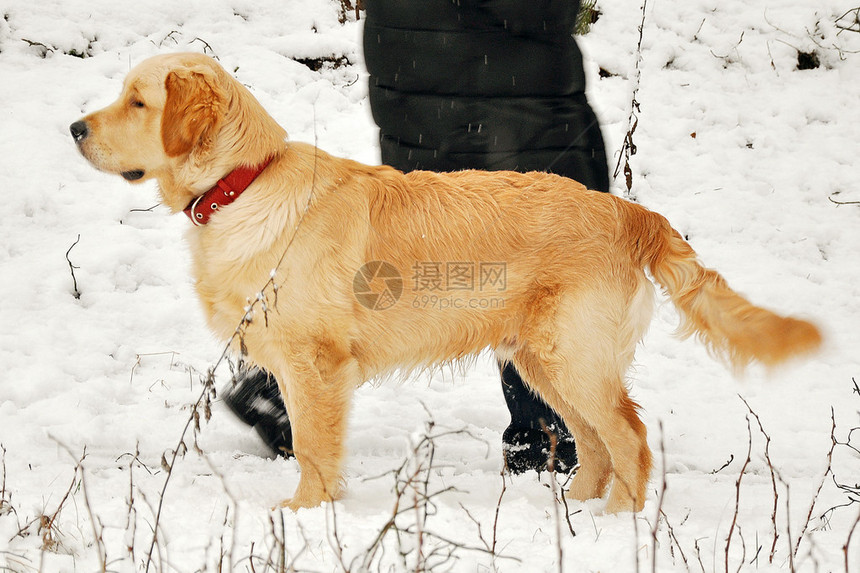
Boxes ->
[1,1,859,571]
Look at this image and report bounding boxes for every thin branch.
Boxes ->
[829,196,860,206]
[65,234,82,300]
[661,509,691,571]
[0,444,10,517]
[739,396,780,564]
[652,421,668,573]
[21,38,54,57]
[53,440,107,572]
[190,37,218,57]
[779,471,796,572]
[835,7,860,34]
[492,470,508,557]
[794,409,838,559]
[143,367,215,573]
[613,0,648,199]
[845,508,860,573]
[711,455,735,474]
[726,416,752,573]
[36,453,80,552]
[355,418,516,571]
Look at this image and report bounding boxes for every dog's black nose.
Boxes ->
[70,120,88,142]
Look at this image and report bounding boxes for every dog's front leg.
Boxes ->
[270,354,354,510]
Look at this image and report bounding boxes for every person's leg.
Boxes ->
[500,362,578,474]
[222,367,293,458]
[496,105,610,474]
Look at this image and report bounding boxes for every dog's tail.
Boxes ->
[625,202,822,370]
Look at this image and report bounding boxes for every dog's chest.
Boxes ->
[187,234,269,341]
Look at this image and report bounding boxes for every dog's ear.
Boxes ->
[161,66,226,157]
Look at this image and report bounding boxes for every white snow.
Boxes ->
[1,1,859,571]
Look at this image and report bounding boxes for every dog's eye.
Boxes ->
[130,99,145,109]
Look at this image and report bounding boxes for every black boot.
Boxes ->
[500,362,578,474]
[222,367,294,458]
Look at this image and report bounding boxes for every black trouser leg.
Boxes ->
[500,362,578,473]
[222,367,294,458]
[501,361,569,432]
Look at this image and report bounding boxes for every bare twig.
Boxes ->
[541,422,564,573]
[190,37,217,57]
[661,509,691,571]
[749,538,763,569]
[37,454,79,553]
[143,366,216,573]
[780,471,796,572]
[116,444,150,565]
[829,196,860,206]
[356,418,515,571]
[0,444,10,518]
[129,351,179,387]
[326,484,352,573]
[53,440,107,572]
[202,454,239,572]
[613,0,648,199]
[694,537,707,573]
[739,396,780,563]
[492,470,507,556]
[711,455,735,474]
[725,416,752,573]
[258,511,296,573]
[66,234,82,299]
[558,469,579,539]
[845,508,860,573]
[135,489,167,571]
[835,7,860,34]
[734,525,747,573]
[652,421,667,573]
[710,31,745,63]
[793,409,838,559]
[338,0,365,23]
[21,38,53,57]
[819,384,860,525]
[121,203,161,224]
[128,204,160,213]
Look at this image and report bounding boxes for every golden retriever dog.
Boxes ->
[71,53,821,513]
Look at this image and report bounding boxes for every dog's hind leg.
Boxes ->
[508,348,612,500]
[515,283,654,513]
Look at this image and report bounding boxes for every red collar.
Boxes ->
[183,157,273,226]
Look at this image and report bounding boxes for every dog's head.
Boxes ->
[71,53,285,212]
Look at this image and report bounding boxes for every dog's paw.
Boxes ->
[566,471,609,503]
[604,486,644,514]
[273,495,324,512]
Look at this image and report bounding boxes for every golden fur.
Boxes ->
[73,53,822,513]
